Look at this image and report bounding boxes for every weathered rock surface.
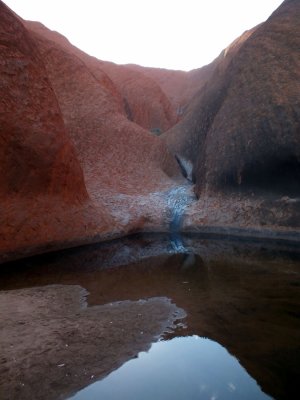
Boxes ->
[26,22,178,134]
[98,61,178,133]
[165,0,300,196]
[128,63,218,117]
[0,2,117,261]
[0,1,183,262]
[0,2,86,201]
[164,0,300,231]
[25,21,181,198]
[1,0,299,262]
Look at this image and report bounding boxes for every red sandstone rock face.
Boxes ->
[128,64,217,117]
[26,21,181,199]
[98,61,178,133]
[0,2,86,202]
[0,3,182,262]
[26,22,178,134]
[0,2,116,260]
[1,0,299,262]
[165,0,300,199]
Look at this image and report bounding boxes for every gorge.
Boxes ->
[0,1,299,399]
[0,0,299,261]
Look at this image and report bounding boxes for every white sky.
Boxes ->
[4,0,283,71]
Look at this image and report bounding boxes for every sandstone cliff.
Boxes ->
[166,0,300,196]
[0,1,117,261]
[0,1,182,261]
[0,3,86,202]
[25,22,178,134]
[128,63,217,117]
[98,61,178,133]
[25,21,181,197]
[164,0,300,232]
[1,0,299,262]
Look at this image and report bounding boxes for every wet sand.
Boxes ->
[0,285,185,400]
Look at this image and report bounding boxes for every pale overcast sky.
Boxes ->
[4,0,283,71]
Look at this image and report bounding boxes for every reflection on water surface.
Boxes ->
[70,336,272,400]
[0,234,299,400]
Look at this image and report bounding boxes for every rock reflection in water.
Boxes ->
[0,234,299,400]
[70,336,273,400]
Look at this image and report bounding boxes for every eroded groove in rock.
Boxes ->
[1,0,300,262]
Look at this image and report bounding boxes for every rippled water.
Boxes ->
[0,233,299,400]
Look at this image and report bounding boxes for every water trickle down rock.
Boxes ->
[166,185,196,253]
[167,186,195,232]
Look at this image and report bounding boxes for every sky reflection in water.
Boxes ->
[70,335,272,400]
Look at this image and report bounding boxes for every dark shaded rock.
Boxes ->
[165,0,300,198]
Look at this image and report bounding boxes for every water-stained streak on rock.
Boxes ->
[167,185,195,232]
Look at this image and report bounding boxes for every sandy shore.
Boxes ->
[0,285,185,400]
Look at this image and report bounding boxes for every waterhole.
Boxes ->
[0,234,299,400]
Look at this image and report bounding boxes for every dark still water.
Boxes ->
[0,234,299,400]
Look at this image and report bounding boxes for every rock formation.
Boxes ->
[166,0,300,196]
[164,0,300,232]
[0,1,182,261]
[0,0,299,262]
[128,63,218,118]
[0,2,86,201]
[0,1,114,261]
[98,61,178,133]
[25,21,180,196]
